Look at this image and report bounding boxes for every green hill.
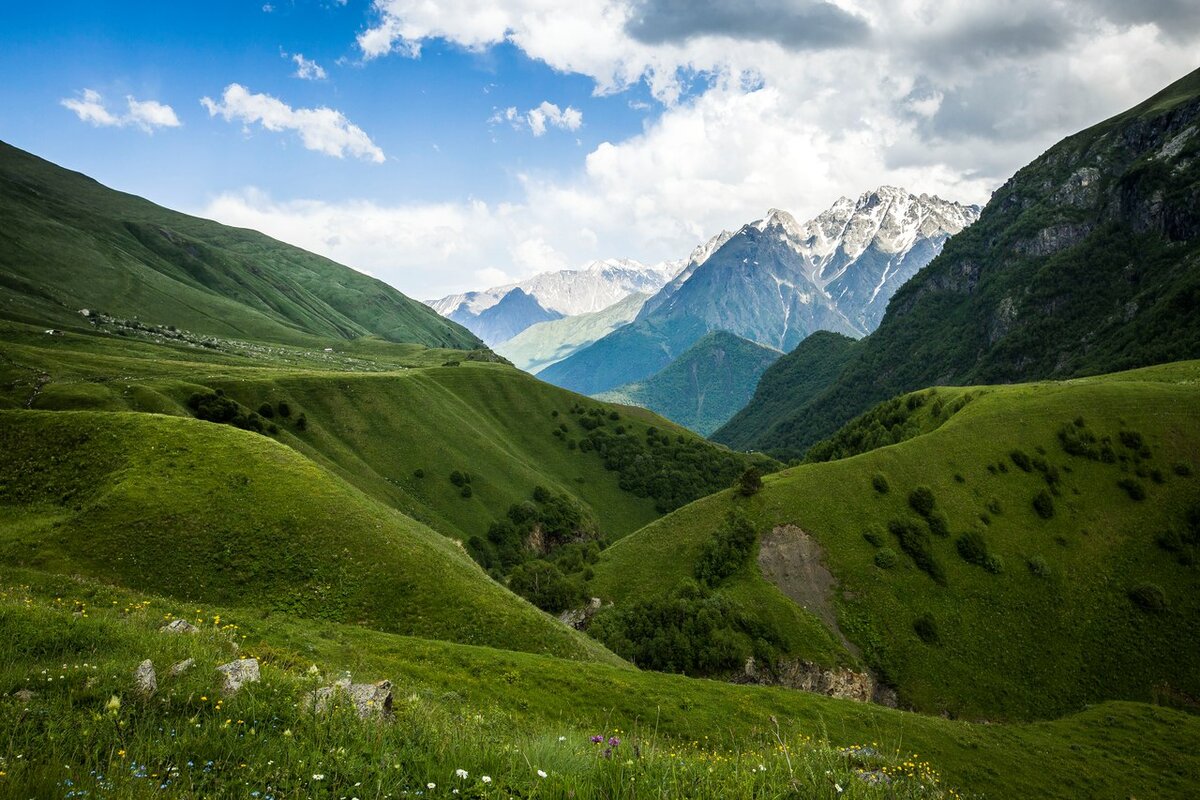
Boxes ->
[714,330,859,451]
[721,67,1200,460]
[0,408,617,663]
[596,330,782,436]
[590,361,1200,721]
[0,140,481,349]
[3,566,1199,799]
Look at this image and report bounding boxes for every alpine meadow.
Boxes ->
[2,4,1200,799]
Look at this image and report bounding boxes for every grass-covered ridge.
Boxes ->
[3,568,1199,799]
[0,408,617,664]
[0,140,480,349]
[590,361,1200,720]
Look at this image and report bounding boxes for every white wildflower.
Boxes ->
[537,769,547,778]
[455,768,468,779]
[481,775,492,784]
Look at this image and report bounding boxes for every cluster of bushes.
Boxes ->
[1032,489,1055,519]
[908,486,950,539]
[566,411,762,513]
[186,390,284,435]
[1128,582,1168,613]
[913,612,941,645]
[955,531,1003,573]
[467,487,601,612]
[1057,418,1117,462]
[449,470,473,498]
[694,513,757,587]
[588,579,785,676]
[1155,504,1200,566]
[888,518,946,585]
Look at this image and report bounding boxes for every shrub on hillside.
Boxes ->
[926,512,950,538]
[460,485,473,499]
[913,613,940,645]
[449,470,472,487]
[469,487,600,574]
[872,474,890,494]
[1032,490,1055,519]
[276,400,291,417]
[1117,478,1146,501]
[1174,462,1193,477]
[734,467,763,497]
[863,525,885,548]
[874,548,898,569]
[186,391,270,435]
[694,512,758,587]
[295,413,307,431]
[258,402,275,419]
[955,531,989,566]
[1027,555,1052,578]
[908,486,936,517]
[1009,449,1032,472]
[1128,583,1168,613]
[888,519,946,585]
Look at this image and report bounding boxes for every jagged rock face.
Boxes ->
[738,657,895,706]
[558,597,603,630]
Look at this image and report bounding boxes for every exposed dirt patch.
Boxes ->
[757,524,860,659]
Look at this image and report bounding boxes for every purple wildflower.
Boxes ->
[608,736,621,748]
[590,735,604,744]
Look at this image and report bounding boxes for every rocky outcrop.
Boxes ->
[161,619,199,635]
[306,676,394,719]
[168,658,195,677]
[559,597,603,630]
[738,657,897,706]
[216,658,259,694]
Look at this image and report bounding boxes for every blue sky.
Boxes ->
[3,1,1198,298]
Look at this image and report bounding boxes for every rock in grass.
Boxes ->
[13,689,36,703]
[306,676,394,719]
[134,659,157,695]
[168,658,195,677]
[161,619,199,635]
[216,658,260,694]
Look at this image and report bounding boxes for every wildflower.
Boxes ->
[105,695,121,713]
[558,736,566,742]
[427,782,436,789]
[590,735,603,744]
[835,784,843,793]
[537,770,547,778]
[283,729,293,737]
[481,776,492,784]
[609,737,621,748]
[117,750,126,758]
[455,769,468,779]
[313,773,325,781]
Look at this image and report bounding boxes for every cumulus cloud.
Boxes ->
[290,53,328,80]
[244,0,1200,298]
[200,84,385,162]
[61,89,181,132]
[492,101,583,136]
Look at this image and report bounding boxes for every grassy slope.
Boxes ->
[0,140,480,349]
[0,324,758,543]
[592,362,1200,720]
[729,68,1200,460]
[0,408,618,665]
[3,567,1198,799]
[595,330,782,436]
[713,330,859,451]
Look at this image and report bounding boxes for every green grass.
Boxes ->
[3,570,1199,799]
[0,140,479,349]
[0,408,617,665]
[591,361,1200,720]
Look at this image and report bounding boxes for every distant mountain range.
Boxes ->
[495,291,650,374]
[539,189,979,396]
[427,258,683,345]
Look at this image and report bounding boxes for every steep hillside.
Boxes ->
[731,67,1200,460]
[0,141,480,349]
[714,331,859,452]
[541,190,975,395]
[596,331,782,436]
[495,291,649,374]
[590,362,1200,721]
[0,409,616,663]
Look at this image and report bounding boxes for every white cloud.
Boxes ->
[290,53,327,81]
[200,84,385,162]
[491,101,583,136]
[203,0,1199,299]
[61,89,181,133]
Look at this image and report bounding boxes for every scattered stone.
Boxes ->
[216,658,260,694]
[133,659,157,695]
[306,676,394,719]
[168,658,195,677]
[161,619,199,635]
[13,689,36,703]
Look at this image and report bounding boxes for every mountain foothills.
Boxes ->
[1,69,1200,800]
[596,331,782,436]
[720,67,1200,460]
[537,189,979,396]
